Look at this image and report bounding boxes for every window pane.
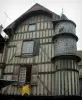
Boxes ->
[29,24,36,31]
[27,41,34,53]
[19,67,26,82]
[22,41,34,54]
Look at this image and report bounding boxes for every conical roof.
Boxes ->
[60,14,68,20]
[53,13,76,27]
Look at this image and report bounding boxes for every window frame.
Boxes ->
[15,39,40,57]
[21,40,34,56]
[28,23,36,32]
[19,65,32,85]
[12,65,32,86]
[18,66,27,83]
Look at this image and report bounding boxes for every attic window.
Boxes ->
[28,24,36,31]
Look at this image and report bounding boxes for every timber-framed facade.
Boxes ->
[0,3,82,97]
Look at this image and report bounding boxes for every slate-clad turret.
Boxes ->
[51,14,81,96]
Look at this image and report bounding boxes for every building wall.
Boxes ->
[0,45,5,78]
[54,22,76,35]
[54,59,79,95]
[54,36,77,56]
[2,14,56,95]
[1,13,81,96]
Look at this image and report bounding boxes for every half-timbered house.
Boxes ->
[0,3,82,97]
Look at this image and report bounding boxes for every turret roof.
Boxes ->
[60,14,68,20]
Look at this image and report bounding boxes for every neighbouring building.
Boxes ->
[0,3,82,96]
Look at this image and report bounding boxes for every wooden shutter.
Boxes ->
[31,75,38,85]
[31,66,38,85]
[33,39,40,56]
[31,66,38,74]
[15,41,22,56]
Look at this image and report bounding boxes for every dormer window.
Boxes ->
[28,24,36,31]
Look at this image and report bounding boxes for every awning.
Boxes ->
[0,79,17,89]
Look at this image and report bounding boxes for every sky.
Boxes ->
[0,0,82,50]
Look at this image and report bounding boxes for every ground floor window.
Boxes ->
[12,65,32,85]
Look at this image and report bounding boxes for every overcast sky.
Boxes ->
[0,0,82,50]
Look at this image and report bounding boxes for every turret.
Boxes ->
[51,14,81,96]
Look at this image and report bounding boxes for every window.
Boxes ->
[16,39,40,56]
[12,66,32,85]
[22,41,34,55]
[19,67,26,82]
[28,24,36,31]
[19,67,31,83]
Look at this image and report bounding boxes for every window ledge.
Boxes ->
[20,54,34,58]
[31,83,37,86]
[15,54,35,58]
[29,30,36,32]
[12,82,37,87]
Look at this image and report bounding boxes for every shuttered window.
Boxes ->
[19,66,32,85]
[28,24,36,31]
[16,39,40,56]
[22,41,34,55]
[12,66,32,85]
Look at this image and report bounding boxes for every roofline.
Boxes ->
[4,3,60,34]
[52,19,76,27]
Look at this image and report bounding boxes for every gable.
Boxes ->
[4,3,60,36]
[12,14,53,37]
[6,14,54,65]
